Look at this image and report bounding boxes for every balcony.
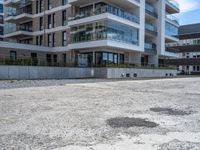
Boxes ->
[69,0,140,10]
[145,23,157,36]
[145,3,157,18]
[4,0,32,7]
[166,38,200,53]
[5,12,33,23]
[4,25,33,38]
[145,43,157,54]
[166,14,179,26]
[166,0,180,13]
[69,3,139,25]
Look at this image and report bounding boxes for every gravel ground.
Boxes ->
[0,77,200,150]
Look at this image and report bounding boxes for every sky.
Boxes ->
[176,0,200,25]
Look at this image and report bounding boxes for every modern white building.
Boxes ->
[1,0,179,67]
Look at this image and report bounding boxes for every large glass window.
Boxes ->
[95,52,123,65]
[62,0,68,5]
[0,4,3,13]
[10,51,17,61]
[62,31,67,46]
[62,10,67,26]
[48,0,52,10]
[165,22,178,37]
[71,20,139,45]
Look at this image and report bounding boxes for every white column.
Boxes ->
[129,52,141,66]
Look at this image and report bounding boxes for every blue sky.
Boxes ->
[176,0,200,25]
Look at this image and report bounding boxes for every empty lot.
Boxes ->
[0,77,200,150]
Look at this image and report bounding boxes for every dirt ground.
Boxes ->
[0,77,200,150]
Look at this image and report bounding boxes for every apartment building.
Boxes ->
[0,0,3,41]
[1,0,179,67]
[166,23,200,75]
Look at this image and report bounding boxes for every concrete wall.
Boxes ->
[0,66,93,80]
[106,68,177,78]
[0,65,177,80]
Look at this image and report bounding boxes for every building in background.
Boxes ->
[166,23,200,75]
[0,0,3,41]
[1,0,179,67]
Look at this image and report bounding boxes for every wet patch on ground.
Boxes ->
[106,117,158,128]
[150,107,192,116]
[158,140,200,150]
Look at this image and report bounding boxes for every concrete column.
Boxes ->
[148,55,159,66]
[129,52,141,66]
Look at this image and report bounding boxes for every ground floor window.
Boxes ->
[46,54,52,64]
[10,51,17,61]
[77,51,124,67]
[31,53,38,65]
[53,54,57,63]
[95,52,120,65]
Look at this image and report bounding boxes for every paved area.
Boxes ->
[0,78,200,150]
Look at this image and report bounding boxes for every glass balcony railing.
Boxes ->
[166,0,180,10]
[166,13,179,25]
[145,3,157,17]
[69,3,140,24]
[6,10,32,17]
[5,25,32,34]
[145,43,157,54]
[145,23,157,35]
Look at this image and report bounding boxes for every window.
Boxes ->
[39,0,43,13]
[52,33,55,47]
[36,36,39,45]
[39,17,43,30]
[62,0,68,5]
[10,51,17,61]
[31,53,38,65]
[165,22,178,37]
[31,53,37,59]
[62,10,67,26]
[36,0,39,14]
[46,54,52,63]
[48,15,52,29]
[0,16,3,24]
[53,55,57,63]
[40,35,43,45]
[197,66,200,71]
[63,54,67,63]
[193,66,196,71]
[0,4,3,13]
[120,54,124,64]
[52,13,55,28]
[62,31,67,46]
[48,0,52,10]
[95,52,122,65]
[48,34,52,47]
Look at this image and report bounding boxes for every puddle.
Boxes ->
[106,117,158,128]
[150,107,192,116]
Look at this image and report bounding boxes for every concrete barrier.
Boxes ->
[0,65,177,80]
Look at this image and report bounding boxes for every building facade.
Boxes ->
[0,0,3,41]
[1,0,179,67]
[166,23,200,75]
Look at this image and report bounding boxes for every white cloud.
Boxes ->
[176,0,200,13]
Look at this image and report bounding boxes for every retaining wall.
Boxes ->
[0,65,177,80]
